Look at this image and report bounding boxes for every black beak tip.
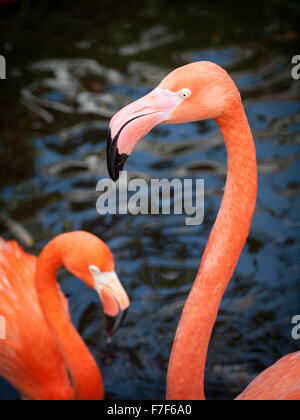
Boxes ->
[107,128,129,182]
[105,309,128,337]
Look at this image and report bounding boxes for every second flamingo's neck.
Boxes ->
[35,236,104,400]
[166,100,257,400]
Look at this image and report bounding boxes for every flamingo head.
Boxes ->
[61,232,130,336]
[107,61,240,181]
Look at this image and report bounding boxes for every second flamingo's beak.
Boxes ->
[89,266,130,336]
[107,87,182,181]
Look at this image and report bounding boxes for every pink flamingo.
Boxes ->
[0,231,130,400]
[107,61,300,400]
[0,0,20,4]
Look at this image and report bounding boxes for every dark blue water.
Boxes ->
[0,0,299,400]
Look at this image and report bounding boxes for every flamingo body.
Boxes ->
[0,239,72,400]
[236,352,300,400]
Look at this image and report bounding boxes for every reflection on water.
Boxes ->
[0,0,299,400]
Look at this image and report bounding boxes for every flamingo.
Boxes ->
[0,231,130,400]
[107,61,300,400]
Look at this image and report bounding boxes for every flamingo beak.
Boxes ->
[107,87,181,181]
[89,266,130,336]
[99,286,129,336]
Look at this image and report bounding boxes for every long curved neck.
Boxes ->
[35,237,104,400]
[166,100,257,400]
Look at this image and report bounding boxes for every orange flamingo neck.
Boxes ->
[166,99,257,400]
[35,235,104,400]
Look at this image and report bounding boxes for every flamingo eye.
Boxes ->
[179,89,191,99]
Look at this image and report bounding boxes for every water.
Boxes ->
[0,0,299,400]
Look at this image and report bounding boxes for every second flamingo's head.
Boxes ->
[107,61,240,181]
[55,231,130,336]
